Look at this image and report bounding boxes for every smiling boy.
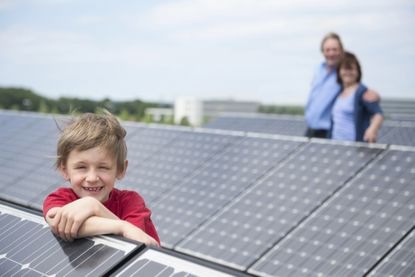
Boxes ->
[43,111,159,246]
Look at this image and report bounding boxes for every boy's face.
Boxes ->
[60,146,126,203]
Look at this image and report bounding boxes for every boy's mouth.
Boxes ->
[82,186,103,192]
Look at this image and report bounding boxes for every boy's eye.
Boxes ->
[99,166,110,170]
[75,166,86,169]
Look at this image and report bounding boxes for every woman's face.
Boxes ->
[340,63,359,86]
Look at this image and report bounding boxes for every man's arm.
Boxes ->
[363,89,381,102]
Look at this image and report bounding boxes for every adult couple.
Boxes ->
[305,32,383,143]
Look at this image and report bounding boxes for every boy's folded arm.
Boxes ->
[77,216,159,246]
[45,197,119,241]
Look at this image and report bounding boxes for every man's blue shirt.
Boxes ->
[305,62,341,130]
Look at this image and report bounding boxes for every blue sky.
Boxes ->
[0,0,414,105]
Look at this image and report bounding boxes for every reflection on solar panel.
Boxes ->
[153,135,304,247]
[119,131,242,204]
[368,230,415,277]
[0,203,140,277]
[176,141,383,270]
[250,148,415,277]
[114,248,247,277]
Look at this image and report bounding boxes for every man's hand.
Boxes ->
[120,221,159,247]
[46,197,99,241]
[363,90,381,102]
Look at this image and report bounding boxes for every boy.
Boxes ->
[43,111,159,246]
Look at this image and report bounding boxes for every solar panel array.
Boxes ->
[205,112,415,147]
[1,110,415,277]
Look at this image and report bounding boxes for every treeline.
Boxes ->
[0,87,171,122]
[258,104,304,115]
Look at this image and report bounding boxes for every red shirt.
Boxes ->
[43,187,160,244]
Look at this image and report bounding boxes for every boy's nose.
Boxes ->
[86,171,99,182]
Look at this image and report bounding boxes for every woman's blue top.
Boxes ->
[332,91,356,141]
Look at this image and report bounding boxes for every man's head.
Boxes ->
[321,32,344,68]
[56,111,128,202]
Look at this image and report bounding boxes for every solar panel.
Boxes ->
[378,124,415,147]
[152,135,304,248]
[118,130,242,205]
[125,125,186,162]
[0,116,61,209]
[0,203,141,277]
[368,229,415,277]
[176,141,384,271]
[249,148,415,277]
[113,247,248,277]
[204,113,306,136]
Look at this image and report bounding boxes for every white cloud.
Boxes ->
[0,0,13,10]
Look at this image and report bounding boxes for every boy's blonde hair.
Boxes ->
[56,111,127,173]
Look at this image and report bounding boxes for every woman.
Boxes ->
[331,52,383,142]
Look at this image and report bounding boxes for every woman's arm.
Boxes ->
[363,113,384,143]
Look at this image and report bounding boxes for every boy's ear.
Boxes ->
[59,164,70,181]
[117,160,128,180]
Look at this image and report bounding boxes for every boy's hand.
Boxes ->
[120,221,159,247]
[46,197,98,241]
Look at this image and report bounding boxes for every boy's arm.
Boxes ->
[45,196,119,241]
[77,216,159,246]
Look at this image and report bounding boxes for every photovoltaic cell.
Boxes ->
[250,149,415,277]
[368,229,415,277]
[0,203,140,277]
[118,131,241,204]
[152,136,303,248]
[114,248,246,277]
[176,141,383,270]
